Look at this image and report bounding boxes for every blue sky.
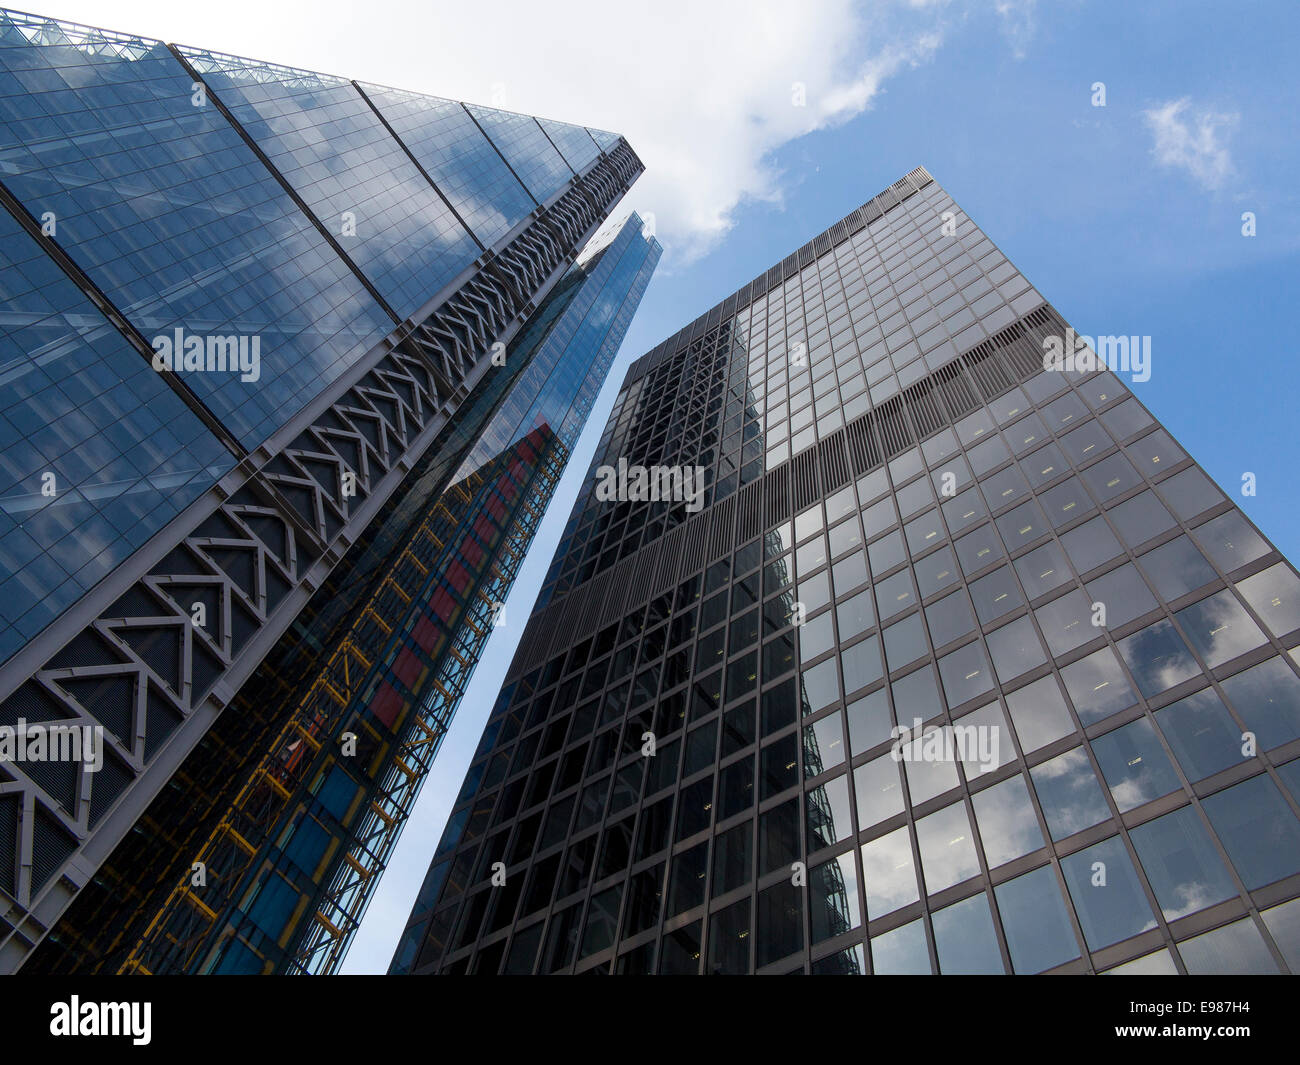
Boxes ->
[28,0,1297,972]
[342,0,1300,972]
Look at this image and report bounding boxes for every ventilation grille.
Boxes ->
[708,497,735,560]
[736,479,763,544]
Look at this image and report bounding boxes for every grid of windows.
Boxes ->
[540,181,1041,604]
[185,50,481,319]
[0,10,394,449]
[397,173,1300,976]
[0,208,231,660]
[361,86,538,247]
[463,105,575,205]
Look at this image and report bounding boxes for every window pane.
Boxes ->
[1130,805,1236,920]
[932,892,1004,974]
[1178,918,1280,975]
[1060,646,1139,725]
[995,865,1081,973]
[805,775,854,850]
[854,752,906,829]
[1202,775,1300,890]
[1174,590,1267,669]
[1092,717,1181,811]
[846,689,892,755]
[971,774,1045,867]
[916,800,981,893]
[1155,688,1243,781]
[987,615,1047,683]
[937,640,994,706]
[1060,837,1159,951]
[860,827,920,919]
[707,897,751,974]
[1005,674,1076,752]
[809,852,861,945]
[1030,747,1112,840]
[1235,562,1300,637]
[1116,619,1201,698]
[1192,511,1268,572]
[756,880,803,968]
[1221,657,1300,751]
[1137,535,1218,600]
[870,917,931,974]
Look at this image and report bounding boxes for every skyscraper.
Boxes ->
[0,7,657,974]
[397,167,1300,975]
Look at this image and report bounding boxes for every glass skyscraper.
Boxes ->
[0,8,657,974]
[397,167,1300,975]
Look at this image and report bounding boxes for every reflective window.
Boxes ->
[971,773,1044,866]
[1086,563,1158,628]
[1116,619,1201,698]
[986,615,1047,683]
[925,589,977,647]
[1060,837,1158,950]
[1129,806,1236,920]
[1030,747,1112,840]
[970,566,1025,624]
[860,827,920,919]
[916,800,981,894]
[1155,688,1245,782]
[1034,588,1097,657]
[1202,775,1300,890]
[1059,515,1124,574]
[995,865,1081,973]
[1004,674,1076,752]
[1178,918,1280,975]
[854,752,906,829]
[1092,717,1180,811]
[1221,657,1300,751]
[1175,590,1268,669]
[1060,646,1139,725]
[1192,511,1269,572]
[846,689,893,755]
[1235,562,1300,637]
[870,917,931,974]
[805,774,854,850]
[1014,540,1073,599]
[883,613,928,671]
[809,852,861,944]
[1108,491,1177,548]
[915,546,960,597]
[1137,535,1218,601]
[937,640,995,706]
[932,892,1004,974]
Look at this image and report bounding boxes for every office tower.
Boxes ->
[397,166,1300,975]
[0,7,657,974]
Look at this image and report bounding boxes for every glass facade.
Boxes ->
[400,168,1300,975]
[0,6,651,976]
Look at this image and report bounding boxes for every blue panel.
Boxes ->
[0,11,393,451]
[0,207,232,663]
[537,117,600,174]
[363,86,536,247]
[184,51,480,320]
[455,214,660,478]
[587,128,621,153]
[464,105,574,205]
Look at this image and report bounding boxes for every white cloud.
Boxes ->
[30,0,947,267]
[1143,97,1239,192]
[993,0,1037,59]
